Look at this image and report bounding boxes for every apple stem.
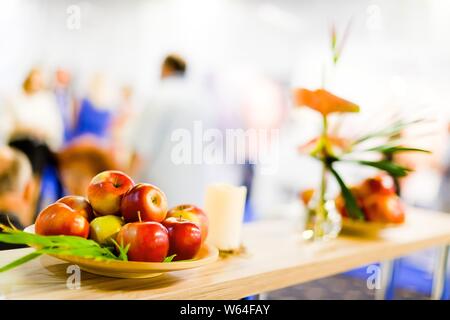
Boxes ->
[138,211,142,223]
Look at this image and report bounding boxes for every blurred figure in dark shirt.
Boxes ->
[0,147,34,250]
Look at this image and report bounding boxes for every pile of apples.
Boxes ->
[35,170,208,262]
[335,174,405,224]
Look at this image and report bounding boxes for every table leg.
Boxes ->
[375,260,394,300]
[258,292,268,300]
[242,293,267,300]
[431,245,449,300]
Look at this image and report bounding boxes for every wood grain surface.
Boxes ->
[0,207,449,300]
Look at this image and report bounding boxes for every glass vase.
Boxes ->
[302,196,342,241]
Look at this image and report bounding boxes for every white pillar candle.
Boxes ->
[204,184,247,251]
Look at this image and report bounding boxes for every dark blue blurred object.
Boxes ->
[71,98,112,140]
[243,162,255,222]
[55,88,74,143]
[37,165,64,215]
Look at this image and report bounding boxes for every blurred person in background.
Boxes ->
[0,97,14,146]
[0,147,34,246]
[53,68,77,143]
[58,137,118,196]
[7,68,63,172]
[5,68,64,215]
[71,73,114,141]
[131,53,215,206]
[110,85,137,171]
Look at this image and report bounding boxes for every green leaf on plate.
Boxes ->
[0,251,42,273]
[110,238,129,261]
[163,254,177,263]
[0,227,128,272]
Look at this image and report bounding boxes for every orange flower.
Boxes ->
[293,88,359,116]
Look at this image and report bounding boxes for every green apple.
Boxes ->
[89,215,124,245]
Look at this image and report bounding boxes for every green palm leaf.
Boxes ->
[365,145,430,154]
[355,160,412,177]
[329,166,365,220]
[353,119,424,145]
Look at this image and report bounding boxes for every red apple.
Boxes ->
[359,174,396,196]
[87,170,134,216]
[57,195,94,221]
[335,187,364,218]
[121,183,168,223]
[35,203,90,238]
[162,217,202,261]
[167,204,208,242]
[116,222,169,262]
[335,193,348,218]
[363,194,405,224]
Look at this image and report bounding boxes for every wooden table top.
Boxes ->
[1,207,450,300]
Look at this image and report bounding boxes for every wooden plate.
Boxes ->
[341,218,403,236]
[24,225,219,278]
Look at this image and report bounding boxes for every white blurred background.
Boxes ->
[1,0,449,108]
[1,0,449,218]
